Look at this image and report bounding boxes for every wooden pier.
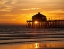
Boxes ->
[26,12,64,28]
[27,20,64,28]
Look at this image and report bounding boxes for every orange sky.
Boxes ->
[0,0,64,25]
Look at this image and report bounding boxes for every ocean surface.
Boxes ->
[0,25,64,49]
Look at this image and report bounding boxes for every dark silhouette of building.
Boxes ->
[27,12,64,28]
[32,12,47,22]
[27,12,47,28]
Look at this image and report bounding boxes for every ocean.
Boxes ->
[0,25,64,49]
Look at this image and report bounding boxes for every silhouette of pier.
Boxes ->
[26,12,64,28]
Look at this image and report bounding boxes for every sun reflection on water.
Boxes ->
[0,42,64,49]
[35,43,39,48]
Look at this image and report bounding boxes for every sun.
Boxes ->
[35,43,39,48]
[34,21,38,24]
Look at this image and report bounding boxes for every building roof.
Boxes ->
[32,12,46,18]
[32,12,47,22]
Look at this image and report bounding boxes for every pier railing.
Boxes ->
[26,20,64,28]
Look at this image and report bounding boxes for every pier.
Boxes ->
[27,12,64,28]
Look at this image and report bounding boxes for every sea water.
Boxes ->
[0,25,64,49]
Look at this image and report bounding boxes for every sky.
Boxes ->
[0,0,64,25]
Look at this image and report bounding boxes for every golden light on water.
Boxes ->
[0,42,64,49]
[35,43,39,48]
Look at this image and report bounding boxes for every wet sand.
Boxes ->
[0,41,64,49]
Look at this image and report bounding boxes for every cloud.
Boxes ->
[4,0,18,4]
[0,0,64,24]
[47,10,64,13]
[0,0,18,4]
[0,14,19,21]
[0,9,10,12]
[0,0,17,12]
[0,5,14,12]
[21,8,41,10]
[0,0,8,4]
[11,0,17,4]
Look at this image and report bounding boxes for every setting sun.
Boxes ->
[34,21,38,24]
